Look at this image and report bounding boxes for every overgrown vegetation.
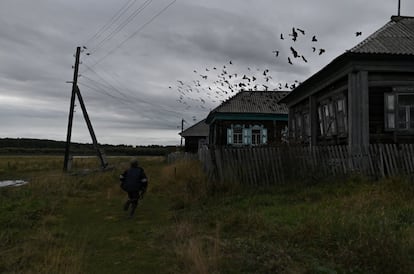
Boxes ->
[162,161,414,273]
[0,156,413,273]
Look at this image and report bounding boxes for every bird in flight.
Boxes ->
[355,31,362,36]
[288,57,293,65]
[319,48,326,55]
[272,50,279,57]
[297,28,305,35]
[290,47,299,58]
[290,28,298,41]
[312,35,317,42]
[280,33,284,40]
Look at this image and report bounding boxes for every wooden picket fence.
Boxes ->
[197,144,414,185]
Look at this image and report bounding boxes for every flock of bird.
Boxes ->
[272,27,326,67]
[171,26,363,115]
[170,60,297,112]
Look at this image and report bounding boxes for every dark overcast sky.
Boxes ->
[1,0,413,146]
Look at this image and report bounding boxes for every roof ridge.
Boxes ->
[348,20,394,52]
[391,15,414,21]
[348,15,414,55]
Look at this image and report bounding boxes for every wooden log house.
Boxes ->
[280,16,414,148]
[206,90,289,146]
[179,119,209,152]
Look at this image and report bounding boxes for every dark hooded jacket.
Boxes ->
[120,167,148,192]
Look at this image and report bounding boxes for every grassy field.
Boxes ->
[0,156,413,273]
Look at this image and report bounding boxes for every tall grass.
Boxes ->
[0,156,121,273]
[164,159,414,273]
[2,156,413,273]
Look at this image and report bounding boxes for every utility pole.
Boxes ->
[63,47,81,171]
[63,47,108,171]
[398,0,401,16]
[180,118,185,147]
[75,85,108,169]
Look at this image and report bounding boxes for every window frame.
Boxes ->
[251,127,262,145]
[317,94,348,138]
[227,124,268,146]
[318,100,337,137]
[233,125,243,145]
[334,96,348,137]
[385,87,414,132]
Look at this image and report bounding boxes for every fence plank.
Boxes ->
[268,148,278,184]
[259,148,270,186]
[385,144,396,177]
[277,147,285,184]
[409,144,414,174]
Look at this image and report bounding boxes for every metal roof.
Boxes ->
[280,16,414,105]
[349,16,414,55]
[209,90,289,115]
[179,119,209,137]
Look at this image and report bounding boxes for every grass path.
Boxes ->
[2,157,413,273]
[55,161,180,273]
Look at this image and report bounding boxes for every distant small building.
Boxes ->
[206,90,289,146]
[179,119,209,152]
[280,15,414,147]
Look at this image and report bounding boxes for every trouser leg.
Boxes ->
[127,191,139,217]
[129,199,138,217]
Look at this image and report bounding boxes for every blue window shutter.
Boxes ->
[227,128,233,144]
[243,128,251,144]
[262,128,268,144]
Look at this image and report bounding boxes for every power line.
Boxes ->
[78,79,130,103]
[83,0,138,47]
[81,63,130,100]
[78,81,178,129]
[88,0,153,54]
[81,60,186,116]
[86,0,177,70]
[78,76,183,117]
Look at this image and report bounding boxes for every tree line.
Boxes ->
[0,138,177,156]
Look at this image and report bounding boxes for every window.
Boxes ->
[320,102,336,136]
[336,98,347,135]
[385,93,395,129]
[385,92,414,131]
[318,98,345,137]
[251,129,261,145]
[328,102,337,135]
[226,124,267,145]
[318,106,324,135]
[397,95,414,129]
[233,126,243,144]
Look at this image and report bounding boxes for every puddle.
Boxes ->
[0,180,29,188]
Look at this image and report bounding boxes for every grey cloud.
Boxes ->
[1,0,413,145]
